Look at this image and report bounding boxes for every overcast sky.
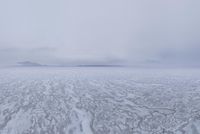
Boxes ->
[0,0,200,66]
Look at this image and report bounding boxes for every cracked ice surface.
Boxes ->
[0,67,200,134]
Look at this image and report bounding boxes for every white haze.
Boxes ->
[0,0,200,67]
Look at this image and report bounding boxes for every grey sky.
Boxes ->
[0,0,200,66]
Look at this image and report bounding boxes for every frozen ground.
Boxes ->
[0,67,200,134]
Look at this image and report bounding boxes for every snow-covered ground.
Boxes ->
[0,67,200,134]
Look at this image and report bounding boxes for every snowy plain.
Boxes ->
[0,67,200,134]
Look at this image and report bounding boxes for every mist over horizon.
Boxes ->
[1,1,200,133]
[0,0,200,67]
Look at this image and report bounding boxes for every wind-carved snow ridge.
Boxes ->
[0,68,200,134]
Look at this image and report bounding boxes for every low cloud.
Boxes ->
[0,0,200,67]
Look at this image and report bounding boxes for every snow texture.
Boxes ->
[0,67,200,134]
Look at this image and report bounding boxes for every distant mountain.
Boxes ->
[17,61,45,67]
[16,61,125,68]
[77,64,124,67]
